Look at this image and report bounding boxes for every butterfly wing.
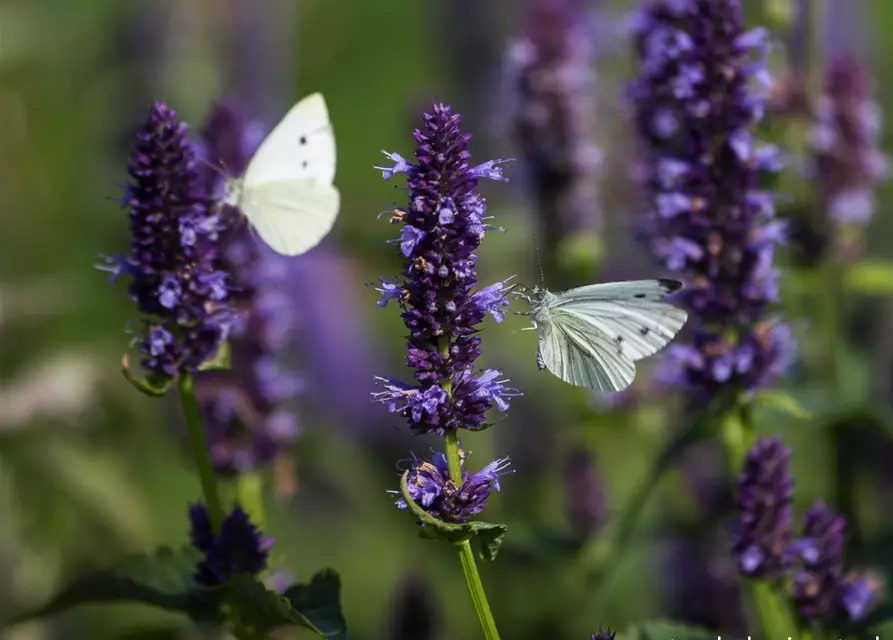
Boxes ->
[536,309,637,392]
[241,180,340,256]
[238,93,339,256]
[551,279,688,361]
[243,93,336,187]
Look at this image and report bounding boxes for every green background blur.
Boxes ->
[2,1,893,638]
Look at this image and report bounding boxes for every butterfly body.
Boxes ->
[525,279,688,392]
[225,93,340,256]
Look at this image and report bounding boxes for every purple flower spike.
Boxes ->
[106,102,231,380]
[813,55,888,228]
[790,501,882,623]
[732,436,794,579]
[371,104,519,435]
[392,450,512,524]
[188,504,272,586]
[194,100,301,475]
[505,0,601,250]
[630,0,794,403]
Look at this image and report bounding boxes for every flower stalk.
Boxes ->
[179,373,225,534]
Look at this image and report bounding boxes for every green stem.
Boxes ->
[444,430,463,484]
[236,471,266,532]
[457,539,501,640]
[178,373,225,533]
[803,0,826,101]
[443,431,501,640]
[586,396,730,609]
[436,335,500,640]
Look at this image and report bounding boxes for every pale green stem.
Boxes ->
[178,373,225,533]
[236,471,266,532]
[439,335,500,640]
[443,432,501,640]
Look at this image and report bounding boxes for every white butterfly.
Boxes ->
[522,279,688,392]
[223,93,340,256]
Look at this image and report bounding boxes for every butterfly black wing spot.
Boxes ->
[633,293,646,299]
[299,135,307,145]
[658,278,684,293]
[639,327,650,336]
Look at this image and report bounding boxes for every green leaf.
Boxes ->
[845,259,893,296]
[617,620,719,640]
[283,570,348,640]
[399,472,508,562]
[223,576,323,639]
[752,390,813,420]
[121,353,173,397]
[3,546,218,628]
[198,341,231,372]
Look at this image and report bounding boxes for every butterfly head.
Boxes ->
[503,282,551,317]
[222,177,242,207]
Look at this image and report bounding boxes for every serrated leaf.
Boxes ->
[753,390,813,420]
[466,521,507,562]
[617,620,719,640]
[198,341,231,372]
[3,545,218,628]
[283,570,348,640]
[121,353,173,397]
[224,576,322,639]
[399,472,507,562]
[845,259,893,296]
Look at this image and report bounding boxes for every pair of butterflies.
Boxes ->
[227,94,688,393]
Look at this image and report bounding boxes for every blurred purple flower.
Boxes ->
[372,104,520,435]
[790,500,881,623]
[288,245,391,436]
[102,102,231,380]
[392,450,511,524]
[562,446,606,540]
[732,436,794,579]
[505,0,601,248]
[387,571,440,640]
[193,100,301,475]
[189,503,273,586]
[629,0,794,403]
[661,533,745,634]
[811,55,888,229]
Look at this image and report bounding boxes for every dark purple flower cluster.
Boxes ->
[505,0,601,245]
[188,504,273,587]
[563,446,606,540]
[106,102,230,379]
[591,627,616,640]
[732,436,794,579]
[734,437,882,623]
[628,0,794,402]
[372,104,519,435]
[790,501,882,623]
[810,55,888,229]
[393,451,511,524]
[194,101,301,475]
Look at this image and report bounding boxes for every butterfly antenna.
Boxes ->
[197,156,229,179]
[532,234,546,287]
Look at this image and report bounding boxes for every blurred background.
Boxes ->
[1,0,893,638]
